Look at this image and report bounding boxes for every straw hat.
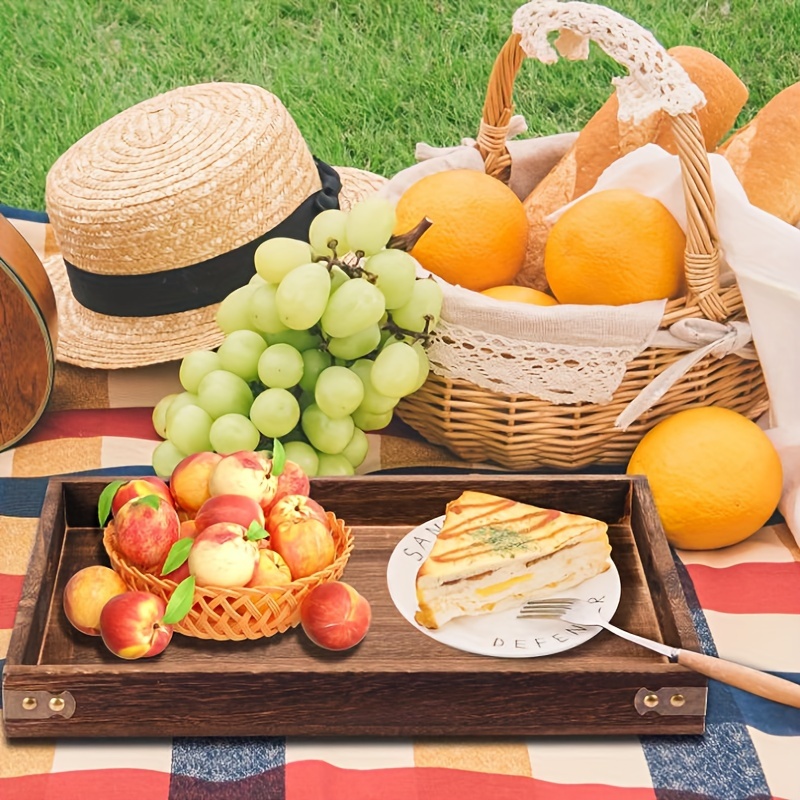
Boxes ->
[43,82,387,369]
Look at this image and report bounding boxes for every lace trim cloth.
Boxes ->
[511,1,706,123]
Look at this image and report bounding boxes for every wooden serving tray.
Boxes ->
[3,474,707,738]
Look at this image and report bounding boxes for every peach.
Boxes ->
[112,477,174,518]
[266,460,311,511]
[63,565,128,636]
[300,581,372,651]
[188,521,260,588]
[269,515,334,579]
[246,548,293,588]
[194,494,265,535]
[99,591,174,659]
[209,450,277,510]
[170,451,223,514]
[114,495,181,573]
[267,493,328,533]
[180,519,198,539]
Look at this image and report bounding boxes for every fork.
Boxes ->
[518,598,800,708]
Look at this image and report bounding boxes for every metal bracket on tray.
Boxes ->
[634,686,707,716]
[3,689,77,720]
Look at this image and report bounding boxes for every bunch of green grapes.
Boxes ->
[151,197,442,477]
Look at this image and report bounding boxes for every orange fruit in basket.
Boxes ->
[626,407,782,550]
[481,285,559,306]
[544,189,687,305]
[394,169,527,291]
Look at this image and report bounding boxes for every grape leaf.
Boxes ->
[272,437,286,476]
[162,576,196,625]
[161,537,194,576]
[97,480,125,526]
[246,521,269,541]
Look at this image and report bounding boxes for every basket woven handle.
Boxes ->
[478,1,730,322]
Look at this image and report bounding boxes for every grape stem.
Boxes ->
[387,217,433,252]
[382,312,434,346]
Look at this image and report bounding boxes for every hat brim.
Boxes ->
[43,166,387,370]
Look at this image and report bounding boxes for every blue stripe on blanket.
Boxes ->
[0,467,153,518]
[0,204,48,222]
[641,556,770,799]
[729,673,800,736]
[169,737,285,798]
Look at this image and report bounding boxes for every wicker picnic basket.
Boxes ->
[103,512,354,641]
[396,2,769,471]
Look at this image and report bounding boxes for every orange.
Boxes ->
[394,169,528,291]
[481,285,559,306]
[626,407,783,550]
[544,188,687,305]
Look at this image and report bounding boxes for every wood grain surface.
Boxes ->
[0,212,58,449]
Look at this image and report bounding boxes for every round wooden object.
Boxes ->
[0,213,59,450]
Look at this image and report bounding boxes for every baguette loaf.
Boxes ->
[718,81,800,226]
[517,46,749,291]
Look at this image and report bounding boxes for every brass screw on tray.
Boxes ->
[49,697,66,713]
[643,693,660,708]
[22,696,38,711]
[670,694,686,708]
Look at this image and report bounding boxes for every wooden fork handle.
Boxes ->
[677,649,800,708]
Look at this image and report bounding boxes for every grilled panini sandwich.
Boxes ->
[415,491,611,629]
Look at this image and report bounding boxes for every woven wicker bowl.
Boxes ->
[397,3,769,471]
[103,512,354,641]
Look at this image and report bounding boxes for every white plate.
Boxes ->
[387,515,622,658]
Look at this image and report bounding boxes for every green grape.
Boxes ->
[196,370,254,419]
[301,404,355,454]
[249,388,300,438]
[352,406,393,432]
[249,273,267,286]
[179,350,221,393]
[320,278,386,338]
[254,237,314,283]
[326,324,381,360]
[276,262,331,329]
[349,359,399,414]
[317,453,355,476]
[309,209,350,257]
[152,439,186,478]
[152,392,179,439]
[217,330,267,382]
[249,283,289,334]
[315,366,365,419]
[411,341,431,392]
[283,440,320,477]
[209,413,261,453]
[345,197,396,256]
[216,284,261,333]
[369,341,421,398]
[299,349,332,393]
[165,391,200,432]
[330,265,350,294]
[364,249,417,309]
[265,328,322,351]
[168,404,214,455]
[341,427,369,468]
[389,277,444,333]
[257,343,304,389]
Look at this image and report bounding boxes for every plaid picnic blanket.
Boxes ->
[1,210,799,800]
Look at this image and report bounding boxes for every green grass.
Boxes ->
[2,0,799,211]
